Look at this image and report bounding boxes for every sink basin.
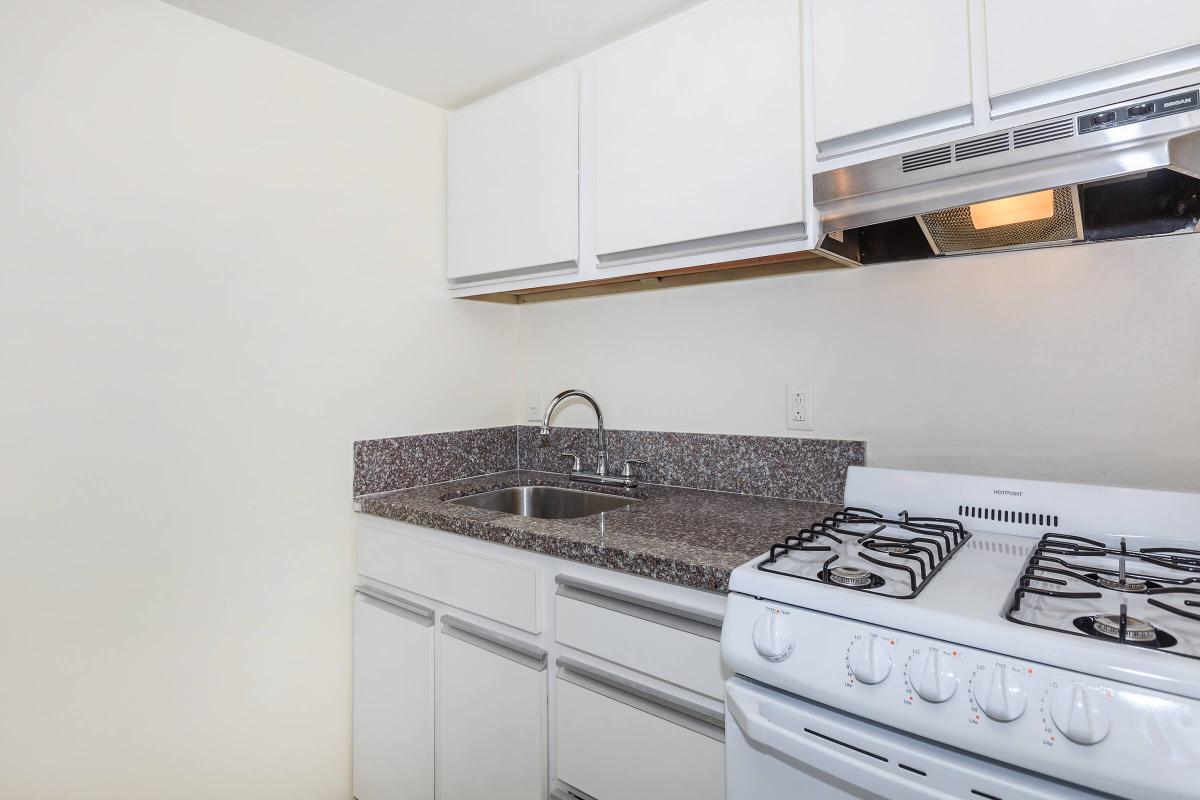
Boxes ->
[448,485,639,519]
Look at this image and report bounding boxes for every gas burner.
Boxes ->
[825,566,883,589]
[1093,613,1156,640]
[1072,614,1178,648]
[865,542,914,556]
[1092,573,1155,592]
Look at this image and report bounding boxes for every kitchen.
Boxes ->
[3,1,1199,799]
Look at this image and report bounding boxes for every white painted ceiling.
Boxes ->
[162,0,705,108]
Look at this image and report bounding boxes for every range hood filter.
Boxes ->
[916,186,1082,255]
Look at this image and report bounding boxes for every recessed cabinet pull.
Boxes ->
[355,584,434,625]
[557,655,724,740]
[441,614,548,671]
[555,574,724,639]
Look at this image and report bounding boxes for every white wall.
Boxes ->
[0,2,516,798]
[519,235,1200,491]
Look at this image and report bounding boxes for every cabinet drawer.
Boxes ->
[358,521,541,633]
[555,578,724,700]
[556,672,724,800]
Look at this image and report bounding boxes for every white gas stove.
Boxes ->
[721,466,1200,800]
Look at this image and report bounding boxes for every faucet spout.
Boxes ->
[540,389,608,475]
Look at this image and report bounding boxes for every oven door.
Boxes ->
[725,677,1102,800]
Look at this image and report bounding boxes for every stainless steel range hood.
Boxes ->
[814,86,1200,266]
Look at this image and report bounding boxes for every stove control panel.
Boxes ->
[721,594,1199,800]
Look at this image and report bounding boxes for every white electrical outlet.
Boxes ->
[786,382,814,431]
[525,387,543,422]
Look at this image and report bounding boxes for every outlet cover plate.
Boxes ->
[525,387,543,422]
[786,382,813,431]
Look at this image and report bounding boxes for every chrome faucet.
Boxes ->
[539,389,642,487]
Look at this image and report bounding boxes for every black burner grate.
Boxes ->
[756,507,971,599]
[1005,532,1200,659]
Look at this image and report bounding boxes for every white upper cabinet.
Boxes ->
[985,0,1200,116]
[811,0,972,156]
[446,66,578,282]
[592,0,806,265]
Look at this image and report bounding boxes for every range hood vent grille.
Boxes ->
[1013,118,1076,148]
[901,145,951,172]
[954,132,1011,161]
[896,114,1080,176]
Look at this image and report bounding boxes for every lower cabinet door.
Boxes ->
[438,620,548,799]
[353,590,435,800]
[556,676,725,800]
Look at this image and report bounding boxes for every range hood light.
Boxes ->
[968,190,1056,230]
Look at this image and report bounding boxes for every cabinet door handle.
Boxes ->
[441,614,547,671]
[555,574,723,640]
[355,585,434,626]
[557,655,724,739]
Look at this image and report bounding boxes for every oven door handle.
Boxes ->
[726,682,959,800]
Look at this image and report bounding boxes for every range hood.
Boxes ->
[814,86,1200,265]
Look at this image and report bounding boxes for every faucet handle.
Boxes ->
[621,459,645,478]
[559,452,582,472]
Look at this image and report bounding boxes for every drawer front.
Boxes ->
[555,593,724,700]
[556,677,724,800]
[358,521,541,633]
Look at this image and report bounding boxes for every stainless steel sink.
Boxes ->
[448,485,639,519]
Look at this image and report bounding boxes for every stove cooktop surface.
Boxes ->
[1007,532,1200,659]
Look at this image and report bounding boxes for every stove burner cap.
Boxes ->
[1096,575,1148,592]
[868,543,912,555]
[829,566,876,587]
[1092,614,1157,642]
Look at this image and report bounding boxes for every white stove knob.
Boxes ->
[752,609,794,663]
[908,649,958,703]
[1051,685,1110,745]
[848,636,892,684]
[974,664,1026,722]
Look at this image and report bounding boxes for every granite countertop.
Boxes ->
[356,470,840,593]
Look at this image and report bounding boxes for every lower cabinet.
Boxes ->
[354,519,729,800]
[555,666,725,800]
[438,617,548,799]
[353,589,436,800]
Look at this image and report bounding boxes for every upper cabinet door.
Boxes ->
[811,0,972,156]
[593,0,805,265]
[447,67,578,282]
[985,0,1200,116]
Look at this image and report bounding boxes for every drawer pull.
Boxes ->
[549,788,594,800]
[557,655,724,740]
[441,615,547,671]
[355,585,434,626]
[555,575,723,640]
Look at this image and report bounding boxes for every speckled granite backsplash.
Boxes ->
[355,425,864,503]
[353,426,518,496]
[516,426,863,504]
